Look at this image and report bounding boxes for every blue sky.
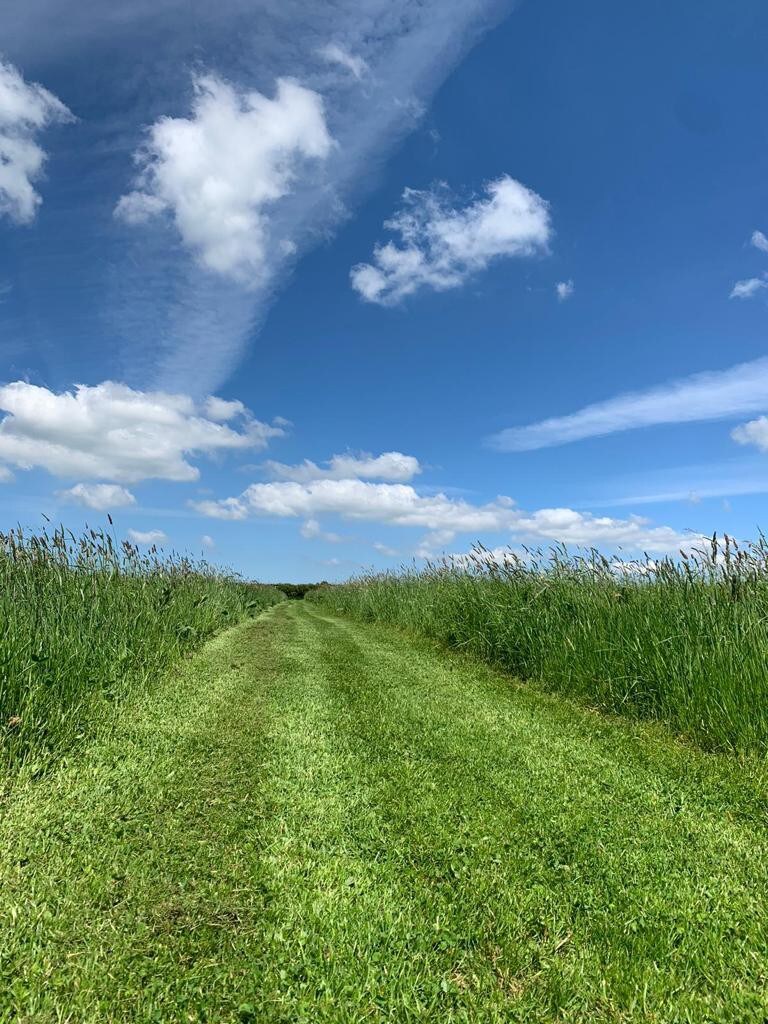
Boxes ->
[2,0,768,581]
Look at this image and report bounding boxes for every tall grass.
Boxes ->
[310,535,768,754]
[0,523,283,772]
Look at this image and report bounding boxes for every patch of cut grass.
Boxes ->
[310,536,768,753]
[2,603,767,1021]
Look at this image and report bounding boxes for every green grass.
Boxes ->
[0,524,283,774]
[309,536,768,754]
[2,601,767,1022]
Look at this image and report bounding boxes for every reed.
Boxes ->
[310,534,768,754]
[0,522,283,771]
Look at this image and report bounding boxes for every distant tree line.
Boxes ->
[274,582,328,600]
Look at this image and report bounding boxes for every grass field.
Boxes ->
[310,536,768,754]
[2,601,767,1022]
[2,529,767,1020]
[0,525,283,775]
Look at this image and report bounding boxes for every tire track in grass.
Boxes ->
[243,601,466,1023]
[0,609,288,1023]
[288,603,768,1023]
[1,602,767,1022]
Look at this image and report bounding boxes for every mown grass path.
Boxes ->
[2,602,767,1022]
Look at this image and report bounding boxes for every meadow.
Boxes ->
[2,526,768,1020]
[310,534,768,755]
[0,523,283,774]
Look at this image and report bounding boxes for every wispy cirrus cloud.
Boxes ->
[730,275,768,299]
[317,43,368,80]
[351,176,551,305]
[488,356,768,452]
[103,0,516,392]
[0,57,73,223]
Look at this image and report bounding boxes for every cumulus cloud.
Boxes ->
[0,381,285,483]
[555,279,574,301]
[0,58,73,223]
[191,477,694,555]
[489,355,768,452]
[204,396,247,421]
[201,534,215,548]
[751,230,768,253]
[350,175,551,305]
[97,0,514,392]
[730,276,768,299]
[732,416,768,452]
[57,482,137,510]
[115,74,332,284]
[127,529,166,545]
[265,450,421,483]
[317,43,368,79]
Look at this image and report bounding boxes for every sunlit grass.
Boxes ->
[310,534,768,754]
[0,522,283,772]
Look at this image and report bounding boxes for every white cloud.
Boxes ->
[751,230,768,253]
[265,450,421,483]
[415,528,457,558]
[0,58,73,223]
[57,482,137,510]
[0,381,285,483]
[489,356,768,452]
[98,0,514,392]
[373,541,399,557]
[300,518,342,542]
[116,74,332,284]
[317,43,368,80]
[127,529,166,545]
[555,279,574,301]
[732,416,768,452]
[350,175,551,305]
[730,276,768,299]
[204,396,247,421]
[201,534,215,548]
[192,477,694,555]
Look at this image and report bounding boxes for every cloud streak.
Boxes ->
[488,356,768,452]
[104,0,515,392]
[730,276,768,299]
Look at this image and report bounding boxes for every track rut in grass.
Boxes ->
[1,602,767,1022]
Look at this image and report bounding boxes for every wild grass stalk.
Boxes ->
[310,534,768,754]
[0,523,283,772]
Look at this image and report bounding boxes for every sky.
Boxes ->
[2,0,768,581]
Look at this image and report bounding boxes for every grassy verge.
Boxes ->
[309,536,768,753]
[2,602,767,1021]
[0,524,283,774]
